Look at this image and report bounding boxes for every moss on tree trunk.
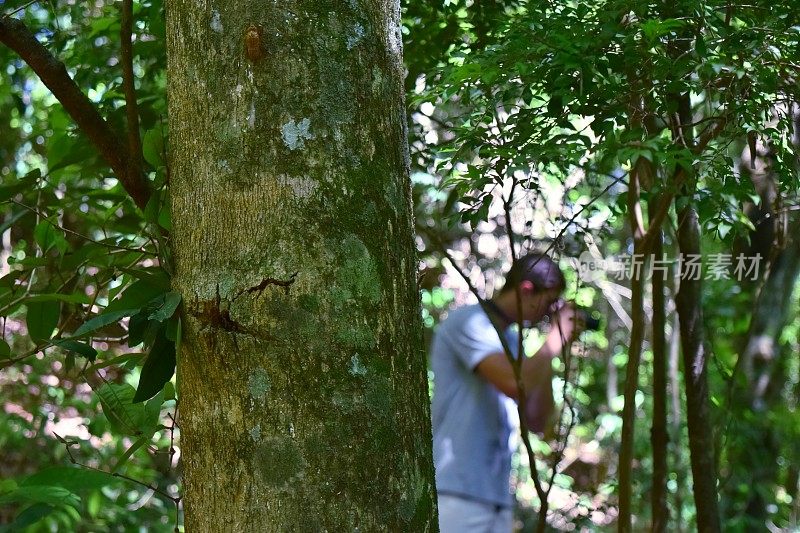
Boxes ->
[166,1,437,529]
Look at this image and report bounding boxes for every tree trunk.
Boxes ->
[675,204,721,533]
[617,245,645,533]
[618,153,653,532]
[668,311,685,533]
[166,1,438,530]
[649,208,668,533]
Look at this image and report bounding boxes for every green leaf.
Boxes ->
[142,127,165,168]
[97,383,140,435]
[25,293,92,305]
[164,381,176,401]
[97,383,159,437]
[695,33,707,56]
[73,309,138,338]
[87,352,143,372]
[717,222,732,240]
[9,503,54,530]
[25,301,60,342]
[148,291,181,322]
[52,340,98,361]
[112,435,150,473]
[0,339,10,358]
[143,189,162,223]
[0,169,40,202]
[145,390,166,423]
[21,467,117,493]
[34,220,68,254]
[134,332,176,403]
[118,267,171,289]
[0,479,17,494]
[0,485,80,509]
[128,310,162,348]
[640,18,685,41]
[158,200,172,231]
[164,314,181,342]
[0,209,29,236]
[47,133,94,172]
[106,280,170,317]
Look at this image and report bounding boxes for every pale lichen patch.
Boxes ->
[281,118,314,150]
[371,66,385,94]
[347,23,366,50]
[247,102,256,129]
[398,465,427,522]
[210,10,223,33]
[250,423,262,441]
[387,17,402,55]
[224,400,244,427]
[281,175,317,199]
[335,236,382,305]
[248,368,271,402]
[349,353,367,376]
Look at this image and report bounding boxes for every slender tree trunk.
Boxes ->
[668,311,684,533]
[618,178,648,532]
[649,203,668,532]
[617,267,644,532]
[675,203,721,533]
[166,1,438,530]
[618,103,657,528]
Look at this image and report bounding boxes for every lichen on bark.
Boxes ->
[167,0,437,530]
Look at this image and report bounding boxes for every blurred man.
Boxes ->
[430,253,582,532]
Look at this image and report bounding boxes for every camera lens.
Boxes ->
[578,309,602,331]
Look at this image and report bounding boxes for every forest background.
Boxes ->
[1,0,799,531]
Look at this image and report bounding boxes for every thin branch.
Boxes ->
[3,0,39,17]
[8,199,156,254]
[55,432,180,505]
[0,344,47,369]
[120,0,143,182]
[0,15,151,209]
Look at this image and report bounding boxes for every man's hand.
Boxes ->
[548,302,585,346]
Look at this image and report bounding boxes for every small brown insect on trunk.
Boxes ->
[245,25,265,62]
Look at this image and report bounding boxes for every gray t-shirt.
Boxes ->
[430,303,519,508]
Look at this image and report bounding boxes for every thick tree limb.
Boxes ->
[0,15,150,209]
[121,0,143,181]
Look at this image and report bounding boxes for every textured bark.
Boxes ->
[618,153,652,533]
[649,214,668,533]
[166,1,437,530]
[675,204,721,533]
[667,312,685,533]
[617,245,645,533]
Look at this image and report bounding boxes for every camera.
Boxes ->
[577,308,602,331]
[549,299,602,331]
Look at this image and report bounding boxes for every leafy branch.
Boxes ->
[0,13,151,209]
